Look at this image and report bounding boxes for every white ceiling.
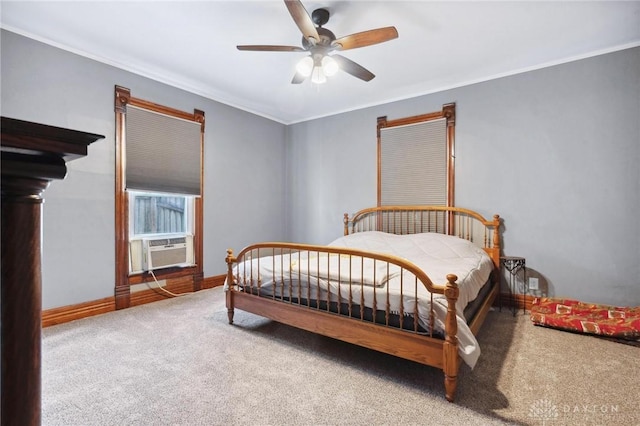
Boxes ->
[2,1,639,124]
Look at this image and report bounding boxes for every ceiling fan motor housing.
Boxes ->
[302,27,336,50]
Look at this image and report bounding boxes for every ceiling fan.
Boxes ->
[237,0,398,84]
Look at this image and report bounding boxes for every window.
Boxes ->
[377,103,456,207]
[377,104,456,234]
[127,191,195,275]
[114,86,205,309]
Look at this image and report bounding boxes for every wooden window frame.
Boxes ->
[114,86,204,309]
[377,103,456,207]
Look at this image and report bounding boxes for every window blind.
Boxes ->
[125,105,202,196]
[379,118,447,206]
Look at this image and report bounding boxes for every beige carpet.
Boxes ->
[42,287,639,425]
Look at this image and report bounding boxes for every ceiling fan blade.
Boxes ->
[332,55,375,82]
[237,45,306,52]
[333,26,398,51]
[284,0,320,44]
[291,72,307,84]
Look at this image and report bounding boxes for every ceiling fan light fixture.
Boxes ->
[311,66,327,84]
[239,1,396,84]
[296,56,314,77]
[322,56,339,76]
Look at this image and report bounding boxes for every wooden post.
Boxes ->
[492,214,501,251]
[225,249,236,324]
[443,273,459,402]
[1,178,48,426]
[343,213,349,235]
[1,117,103,425]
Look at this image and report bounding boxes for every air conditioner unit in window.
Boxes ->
[142,236,190,271]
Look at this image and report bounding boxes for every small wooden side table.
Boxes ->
[500,256,526,315]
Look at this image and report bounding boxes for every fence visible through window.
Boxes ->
[133,195,186,235]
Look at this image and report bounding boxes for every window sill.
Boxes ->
[127,265,198,285]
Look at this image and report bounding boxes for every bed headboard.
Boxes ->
[344,205,502,268]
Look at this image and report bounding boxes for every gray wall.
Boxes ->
[3,29,638,309]
[1,30,287,309]
[286,47,640,306]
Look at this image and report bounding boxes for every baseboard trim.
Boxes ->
[130,275,196,307]
[42,275,223,327]
[202,274,225,289]
[42,297,116,328]
[496,293,536,312]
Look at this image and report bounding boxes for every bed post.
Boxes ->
[443,274,459,402]
[492,214,501,255]
[343,213,349,235]
[483,214,502,271]
[225,249,236,324]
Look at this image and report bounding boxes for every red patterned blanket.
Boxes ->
[530,298,640,341]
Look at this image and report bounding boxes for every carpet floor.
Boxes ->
[42,287,639,425]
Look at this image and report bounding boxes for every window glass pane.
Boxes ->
[133,194,186,235]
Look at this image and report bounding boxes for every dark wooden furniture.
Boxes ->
[225,205,501,402]
[1,117,103,425]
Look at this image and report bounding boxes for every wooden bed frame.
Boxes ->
[225,206,501,402]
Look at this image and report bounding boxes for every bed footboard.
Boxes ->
[225,243,462,401]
